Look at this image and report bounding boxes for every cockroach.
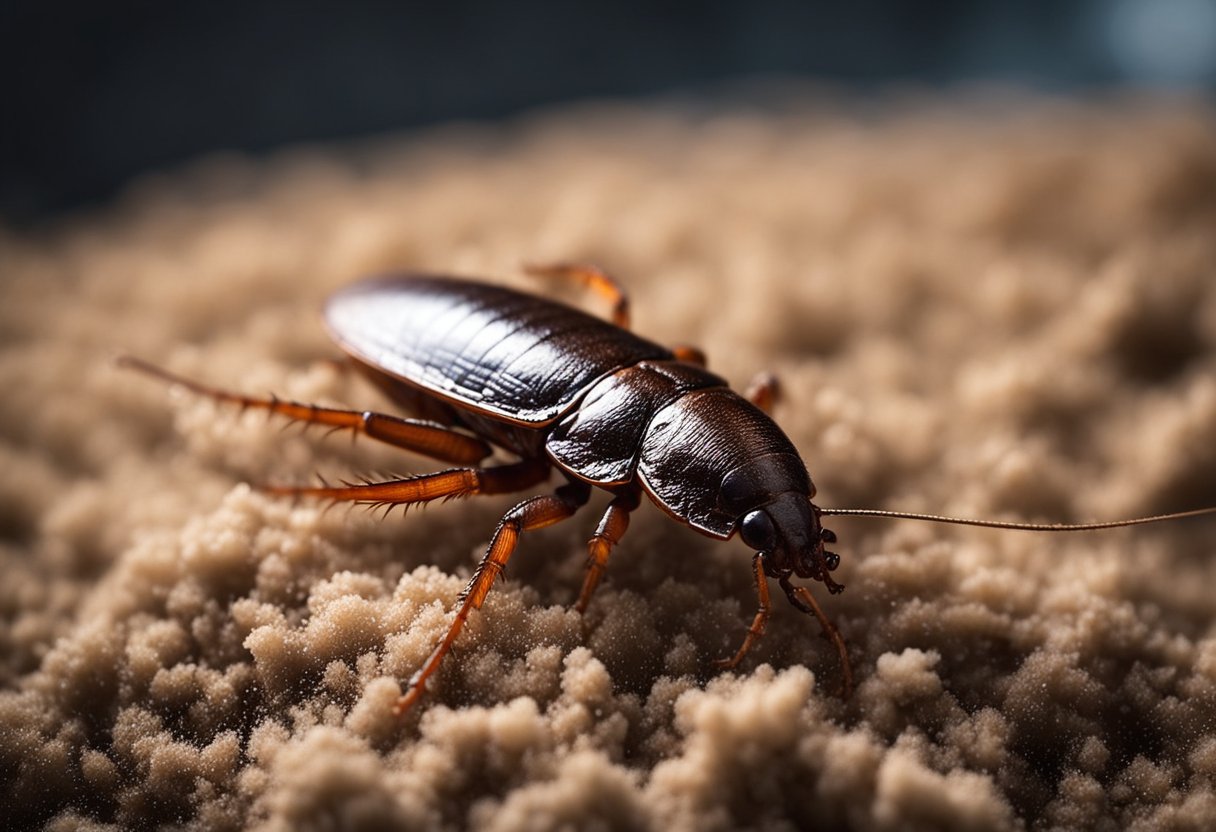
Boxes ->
[120,264,1216,712]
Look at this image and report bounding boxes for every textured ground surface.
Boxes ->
[3,92,1216,831]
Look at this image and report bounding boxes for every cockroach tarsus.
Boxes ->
[119,264,1216,713]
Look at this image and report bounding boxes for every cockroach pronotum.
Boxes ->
[120,264,1216,711]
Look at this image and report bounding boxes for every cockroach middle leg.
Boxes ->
[523,262,631,329]
[117,355,492,465]
[575,485,641,613]
[780,577,854,698]
[715,553,772,670]
[395,481,591,713]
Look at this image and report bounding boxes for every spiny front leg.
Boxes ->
[395,482,591,713]
[714,553,772,670]
[780,577,853,699]
[117,355,492,465]
[575,485,641,613]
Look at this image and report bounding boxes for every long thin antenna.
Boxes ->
[818,505,1216,531]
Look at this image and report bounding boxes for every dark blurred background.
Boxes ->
[4,0,1215,225]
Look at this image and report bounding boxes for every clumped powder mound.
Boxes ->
[3,93,1216,831]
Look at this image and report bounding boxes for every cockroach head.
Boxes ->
[721,456,843,593]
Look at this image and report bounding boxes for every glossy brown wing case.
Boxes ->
[325,275,674,425]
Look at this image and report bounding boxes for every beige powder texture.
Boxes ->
[2,93,1216,831]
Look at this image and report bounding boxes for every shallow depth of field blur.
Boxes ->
[5,0,1216,225]
[3,4,1216,832]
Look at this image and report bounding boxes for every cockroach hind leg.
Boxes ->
[117,354,491,465]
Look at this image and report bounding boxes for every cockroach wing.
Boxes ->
[325,275,672,424]
[638,389,811,538]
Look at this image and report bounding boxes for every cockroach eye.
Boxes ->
[740,510,776,552]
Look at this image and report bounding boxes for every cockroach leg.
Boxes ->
[357,412,492,465]
[263,458,550,508]
[715,553,771,670]
[745,372,781,415]
[575,485,641,613]
[395,482,590,713]
[671,345,708,366]
[116,355,492,465]
[780,577,854,698]
[523,262,631,329]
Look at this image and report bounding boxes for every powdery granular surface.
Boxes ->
[3,92,1216,831]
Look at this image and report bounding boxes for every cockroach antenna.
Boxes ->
[818,505,1216,531]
